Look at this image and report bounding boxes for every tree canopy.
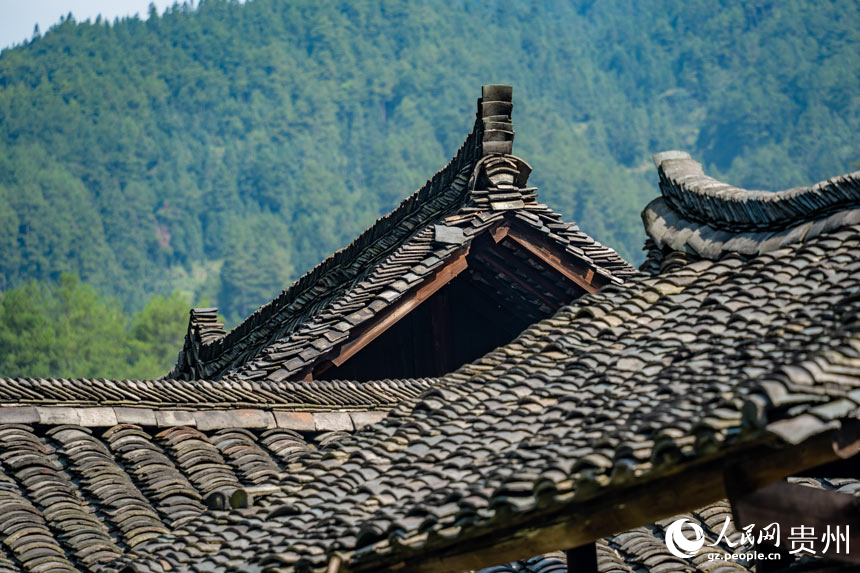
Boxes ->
[0,275,188,378]
[0,0,858,376]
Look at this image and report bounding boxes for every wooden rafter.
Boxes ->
[475,236,578,304]
[465,266,546,325]
[471,250,559,309]
[491,224,609,294]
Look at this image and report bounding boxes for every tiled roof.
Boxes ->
[0,85,642,573]
[0,376,443,572]
[169,86,635,382]
[0,376,435,412]
[642,151,860,268]
[114,158,860,572]
[0,421,373,573]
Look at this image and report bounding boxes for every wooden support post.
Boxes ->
[565,542,597,573]
[327,555,343,573]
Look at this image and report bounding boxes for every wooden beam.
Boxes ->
[565,542,597,573]
[796,454,860,479]
[466,266,545,326]
[503,227,607,294]
[347,428,858,572]
[325,248,470,370]
[490,225,510,244]
[327,555,343,573]
[454,269,539,336]
[725,419,860,572]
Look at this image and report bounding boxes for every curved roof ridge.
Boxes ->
[169,85,633,381]
[653,150,860,232]
[643,152,860,264]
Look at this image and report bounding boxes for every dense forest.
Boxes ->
[0,0,858,377]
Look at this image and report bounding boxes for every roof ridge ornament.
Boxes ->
[479,84,514,156]
[172,307,226,379]
[468,85,536,210]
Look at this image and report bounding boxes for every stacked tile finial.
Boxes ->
[479,84,514,156]
[467,85,537,210]
[170,308,226,379]
[189,308,225,344]
[167,85,634,382]
[466,155,536,211]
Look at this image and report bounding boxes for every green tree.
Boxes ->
[0,0,857,324]
[126,291,190,378]
[0,274,127,377]
[0,275,191,379]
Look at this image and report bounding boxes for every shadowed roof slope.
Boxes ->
[114,159,860,572]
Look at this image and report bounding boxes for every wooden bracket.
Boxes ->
[490,224,510,244]
[724,420,860,567]
[728,480,860,564]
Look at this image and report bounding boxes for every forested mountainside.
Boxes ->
[1,0,858,376]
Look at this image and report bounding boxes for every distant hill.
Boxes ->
[1,0,858,323]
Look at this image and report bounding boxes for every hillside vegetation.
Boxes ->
[0,0,858,376]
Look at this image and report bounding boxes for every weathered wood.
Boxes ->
[429,289,453,374]
[490,238,586,300]
[347,429,856,572]
[473,250,558,309]
[797,454,860,479]
[504,227,606,294]
[490,224,510,244]
[325,248,470,370]
[327,555,343,573]
[465,266,544,325]
[565,542,597,573]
